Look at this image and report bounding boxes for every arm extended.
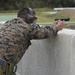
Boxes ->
[28,20,64,40]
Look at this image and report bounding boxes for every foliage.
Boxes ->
[0,0,75,10]
[47,0,75,7]
[0,0,48,10]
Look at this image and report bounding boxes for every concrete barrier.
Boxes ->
[16,28,75,75]
[54,8,75,11]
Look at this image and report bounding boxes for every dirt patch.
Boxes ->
[58,9,75,18]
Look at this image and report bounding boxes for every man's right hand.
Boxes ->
[56,20,64,30]
[51,20,64,31]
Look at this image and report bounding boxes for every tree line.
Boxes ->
[0,0,75,10]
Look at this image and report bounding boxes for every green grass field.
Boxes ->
[35,8,75,22]
[0,8,75,26]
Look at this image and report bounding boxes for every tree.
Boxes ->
[0,0,75,10]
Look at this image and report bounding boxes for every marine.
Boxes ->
[0,7,64,75]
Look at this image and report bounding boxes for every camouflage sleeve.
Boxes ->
[28,23,58,40]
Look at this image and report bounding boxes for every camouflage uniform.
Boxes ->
[0,17,58,74]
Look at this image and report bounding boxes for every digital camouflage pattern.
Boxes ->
[0,17,58,64]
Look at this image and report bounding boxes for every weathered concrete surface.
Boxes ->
[0,23,75,75]
[16,28,75,75]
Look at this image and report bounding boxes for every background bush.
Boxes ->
[0,0,75,10]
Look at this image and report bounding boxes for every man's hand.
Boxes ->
[52,20,64,31]
[50,20,64,35]
[56,20,64,30]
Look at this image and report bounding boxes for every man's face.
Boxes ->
[33,19,37,24]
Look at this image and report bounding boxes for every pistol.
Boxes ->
[55,18,70,21]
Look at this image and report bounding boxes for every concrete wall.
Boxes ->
[16,28,75,75]
[54,8,75,11]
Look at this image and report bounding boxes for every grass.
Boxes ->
[0,8,75,26]
[34,8,75,23]
[0,8,55,22]
[0,10,18,13]
[35,8,56,22]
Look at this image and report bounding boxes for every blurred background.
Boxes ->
[0,0,75,10]
[0,0,75,26]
